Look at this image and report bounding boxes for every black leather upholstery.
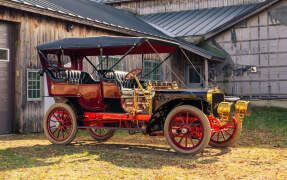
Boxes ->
[45,68,144,87]
[105,71,135,89]
[105,71,146,89]
[44,68,100,84]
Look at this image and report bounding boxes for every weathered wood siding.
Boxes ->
[208,1,287,97]
[0,6,176,132]
[0,6,121,132]
[110,0,265,15]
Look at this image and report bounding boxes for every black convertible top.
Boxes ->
[37,36,225,60]
[37,36,175,50]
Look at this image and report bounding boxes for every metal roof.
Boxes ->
[5,0,225,60]
[91,0,134,3]
[8,0,169,39]
[140,3,264,37]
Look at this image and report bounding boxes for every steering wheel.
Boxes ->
[125,68,143,80]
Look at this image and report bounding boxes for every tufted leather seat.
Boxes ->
[106,71,142,89]
[45,68,99,84]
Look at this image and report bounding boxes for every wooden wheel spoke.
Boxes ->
[222,123,235,128]
[220,132,226,141]
[211,132,216,138]
[190,135,195,147]
[49,119,57,123]
[217,133,220,141]
[177,134,186,144]
[64,120,71,126]
[225,130,232,136]
[52,128,59,135]
[56,128,61,138]
[185,135,188,147]
[63,113,71,123]
[52,114,61,122]
[62,129,66,138]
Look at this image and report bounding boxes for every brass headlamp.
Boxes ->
[217,102,233,121]
[235,100,249,119]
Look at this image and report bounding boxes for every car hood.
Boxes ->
[155,89,208,96]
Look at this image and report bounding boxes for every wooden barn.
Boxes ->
[99,0,287,98]
[0,0,221,134]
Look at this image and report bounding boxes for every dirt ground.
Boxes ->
[0,128,287,180]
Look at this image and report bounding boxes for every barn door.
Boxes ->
[0,22,14,134]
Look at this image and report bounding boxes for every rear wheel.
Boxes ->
[89,128,115,142]
[209,117,242,147]
[164,105,211,154]
[43,103,78,145]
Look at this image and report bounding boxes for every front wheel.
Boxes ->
[43,103,78,145]
[164,105,211,154]
[209,116,242,147]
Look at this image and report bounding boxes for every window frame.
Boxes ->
[101,56,123,71]
[27,69,43,102]
[0,48,9,62]
[143,59,162,82]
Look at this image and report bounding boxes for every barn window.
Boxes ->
[100,56,123,71]
[47,54,71,68]
[188,66,201,84]
[0,48,9,61]
[27,69,42,101]
[143,60,162,81]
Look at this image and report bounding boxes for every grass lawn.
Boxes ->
[0,107,287,179]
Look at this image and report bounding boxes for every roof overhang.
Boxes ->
[0,0,146,37]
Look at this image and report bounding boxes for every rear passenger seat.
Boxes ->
[45,68,99,84]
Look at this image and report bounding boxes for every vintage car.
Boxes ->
[37,36,248,154]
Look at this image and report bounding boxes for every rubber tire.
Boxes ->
[88,129,115,142]
[164,105,211,154]
[209,117,242,147]
[43,103,78,145]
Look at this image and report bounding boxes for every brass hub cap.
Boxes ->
[55,122,61,128]
[181,128,188,134]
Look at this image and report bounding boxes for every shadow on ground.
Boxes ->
[0,139,231,172]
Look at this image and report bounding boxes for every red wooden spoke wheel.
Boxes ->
[43,103,78,145]
[209,116,242,147]
[89,128,115,142]
[164,105,211,154]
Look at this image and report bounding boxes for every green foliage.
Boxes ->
[244,106,287,132]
